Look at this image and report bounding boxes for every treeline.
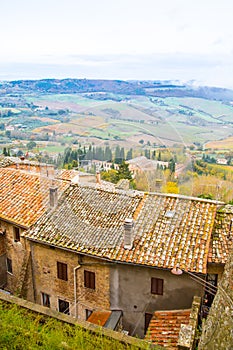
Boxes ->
[62,145,133,166]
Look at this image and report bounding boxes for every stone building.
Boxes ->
[1,158,233,342]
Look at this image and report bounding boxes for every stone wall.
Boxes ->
[27,242,111,320]
[198,250,233,350]
[77,255,110,320]
[0,290,151,350]
[2,221,27,293]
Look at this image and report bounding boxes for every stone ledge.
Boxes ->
[0,291,154,349]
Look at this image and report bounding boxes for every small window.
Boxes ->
[145,313,153,334]
[57,262,68,281]
[151,277,163,295]
[85,309,93,320]
[41,292,50,307]
[6,258,12,274]
[84,270,95,290]
[13,226,20,242]
[58,299,70,314]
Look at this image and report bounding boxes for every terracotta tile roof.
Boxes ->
[87,311,112,327]
[25,184,219,273]
[0,168,67,227]
[57,169,79,182]
[145,309,191,349]
[208,204,233,264]
[57,170,116,191]
[0,156,17,168]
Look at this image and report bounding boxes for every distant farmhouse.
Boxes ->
[0,156,233,347]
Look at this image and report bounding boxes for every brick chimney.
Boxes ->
[124,218,134,249]
[50,186,58,208]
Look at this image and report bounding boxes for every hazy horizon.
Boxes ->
[1,0,233,89]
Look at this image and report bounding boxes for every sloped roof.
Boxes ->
[145,309,191,349]
[0,156,17,168]
[25,184,219,273]
[0,168,67,227]
[208,204,233,264]
[87,311,111,327]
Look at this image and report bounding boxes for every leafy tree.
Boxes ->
[101,169,118,183]
[163,181,179,194]
[117,161,133,183]
[27,141,37,150]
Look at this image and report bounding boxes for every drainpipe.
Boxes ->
[74,264,81,318]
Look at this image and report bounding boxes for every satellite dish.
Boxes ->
[171,267,183,275]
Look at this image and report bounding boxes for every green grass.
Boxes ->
[0,300,154,350]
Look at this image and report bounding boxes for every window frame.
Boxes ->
[84,270,95,290]
[151,277,163,295]
[58,298,70,315]
[57,261,68,281]
[6,257,13,274]
[41,292,50,307]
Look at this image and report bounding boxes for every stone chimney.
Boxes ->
[96,171,101,185]
[124,218,134,249]
[50,186,58,208]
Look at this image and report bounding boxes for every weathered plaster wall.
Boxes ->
[198,251,233,350]
[110,264,203,338]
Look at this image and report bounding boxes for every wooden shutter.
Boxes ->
[84,270,95,289]
[151,277,163,295]
[57,262,68,281]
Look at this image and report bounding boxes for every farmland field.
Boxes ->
[2,85,233,150]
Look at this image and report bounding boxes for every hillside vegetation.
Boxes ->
[0,299,154,350]
[1,79,233,148]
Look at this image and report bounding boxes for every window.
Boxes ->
[6,258,12,274]
[151,277,163,295]
[145,313,153,334]
[58,299,70,314]
[57,262,68,281]
[41,292,50,307]
[84,270,95,290]
[13,226,20,242]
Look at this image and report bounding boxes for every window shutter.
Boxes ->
[151,277,163,295]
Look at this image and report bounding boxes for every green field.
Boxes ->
[3,93,233,149]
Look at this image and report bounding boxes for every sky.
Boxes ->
[0,0,233,88]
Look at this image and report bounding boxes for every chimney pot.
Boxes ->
[50,186,58,207]
[124,218,134,249]
[96,171,101,185]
